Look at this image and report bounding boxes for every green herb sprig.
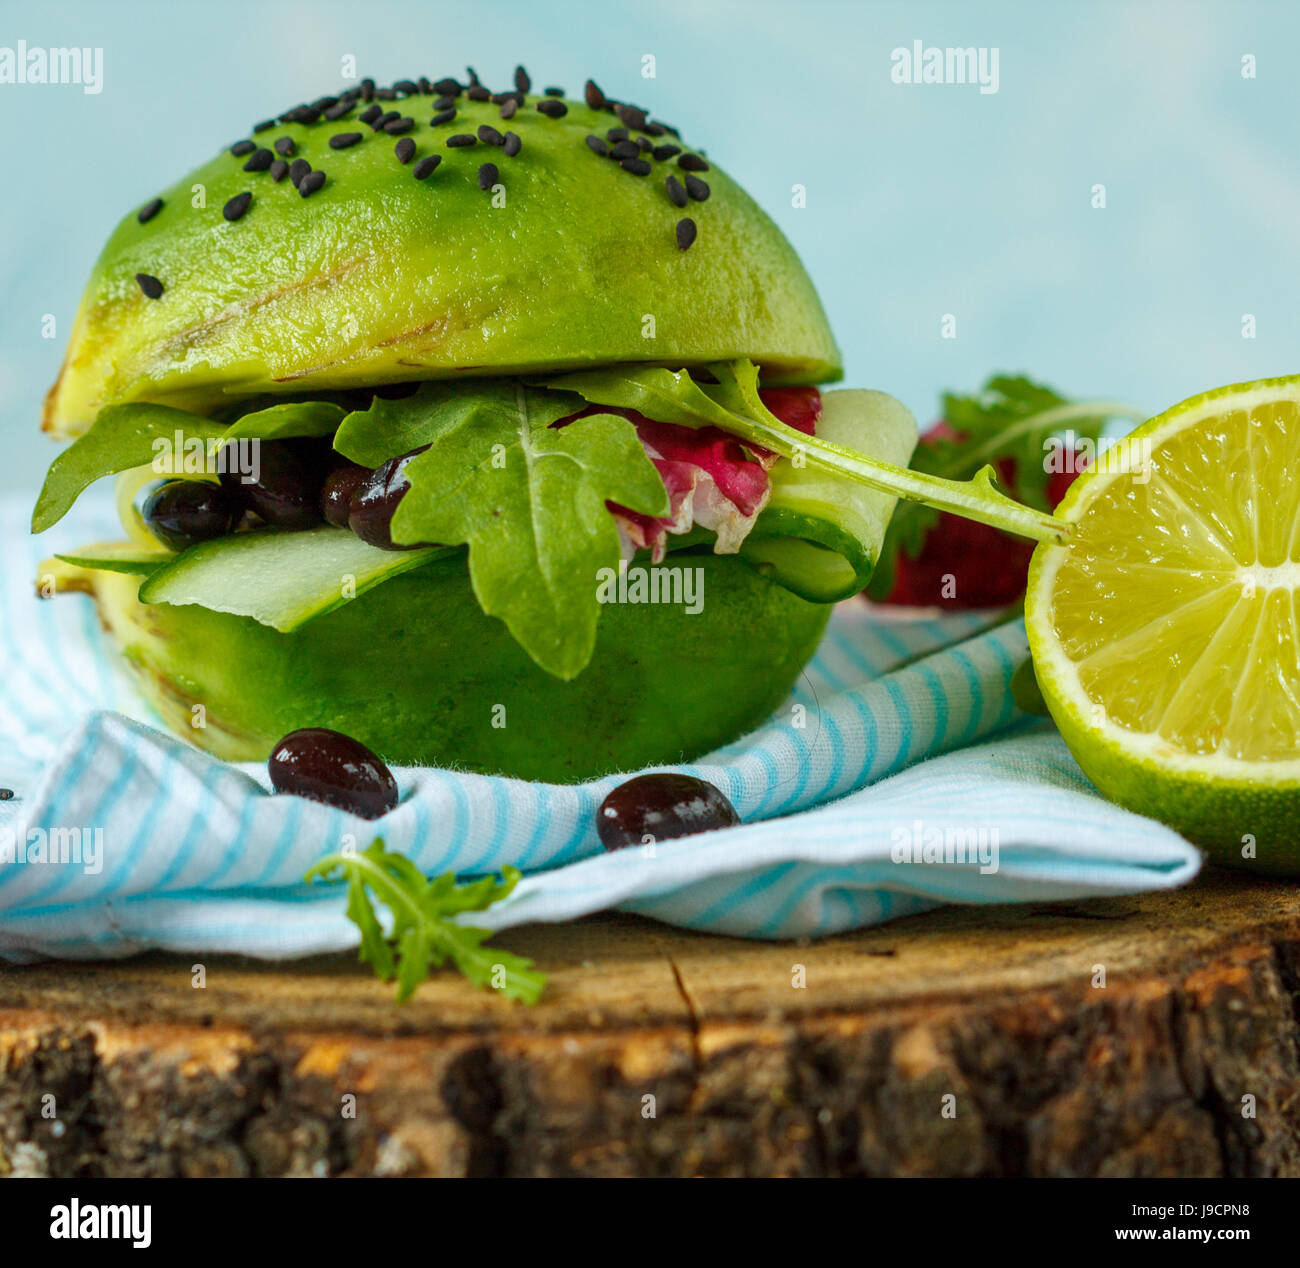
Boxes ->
[305,839,546,1004]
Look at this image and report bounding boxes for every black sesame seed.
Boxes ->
[329,131,363,149]
[433,77,462,96]
[616,104,648,130]
[312,95,339,110]
[229,139,256,156]
[678,153,710,172]
[635,136,654,152]
[611,139,639,160]
[269,159,289,182]
[358,103,383,125]
[490,91,516,104]
[243,147,274,172]
[394,79,418,95]
[394,136,416,163]
[478,162,499,190]
[277,104,304,123]
[652,144,681,162]
[537,99,567,118]
[466,85,490,101]
[465,66,481,86]
[371,110,399,132]
[644,122,667,137]
[676,217,697,251]
[383,116,414,134]
[585,135,609,156]
[514,65,531,94]
[222,191,252,221]
[585,79,606,110]
[606,127,628,142]
[447,133,477,147]
[498,98,518,119]
[433,94,455,110]
[360,77,376,100]
[431,108,457,126]
[685,174,710,201]
[137,197,163,224]
[289,158,312,185]
[374,89,396,101]
[418,76,433,94]
[503,131,521,157]
[253,118,275,134]
[323,100,354,121]
[299,170,326,197]
[477,124,504,146]
[413,154,441,179]
[665,174,688,207]
[620,157,652,176]
[295,105,323,124]
[544,86,564,97]
[135,272,164,299]
[274,136,296,156]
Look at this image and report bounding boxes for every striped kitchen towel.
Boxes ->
[0,494,1201,961]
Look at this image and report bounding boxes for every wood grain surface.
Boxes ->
[1,867,1298,1177]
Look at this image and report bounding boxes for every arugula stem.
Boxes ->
[742,415,1069,545]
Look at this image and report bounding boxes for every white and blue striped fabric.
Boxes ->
[0,494,1201,962]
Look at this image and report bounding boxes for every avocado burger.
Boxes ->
[35,66,927,783]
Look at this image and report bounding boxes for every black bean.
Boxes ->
[678,153,710,171]
[329,131,363,149]
[143,480,238,551]
[502,131,521,157]
[446,133,476,147]
[676,217,697,250]
[537,99,567,118]
[431,108,457,126]
[269,159,289,182]
[274,136,296,156]
[665,174,688,207]
[320,461,372,528]
[610,139,639,160]
[383,116,415,134]
[243,147,274,172]
[137,197,163,223]
[413,155,441,179]
[620,157,651,176]
[514,65,530,94]
[269,728,398,820]
[586,135,609,156]
[348,446,431,550]
[289,158,312,185]
[394,136,416,163]
[229,139,256,156]
[466,84,490,101]
[597,773,739,850]
[652,144,681,162]
[218,438,323,529]
[478,161,499,190]
[432,77,462,96]
[298,169,326,196]
[135,272,164,299]
[477,124,504,146]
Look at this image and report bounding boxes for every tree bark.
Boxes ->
[1,868,1298,1177]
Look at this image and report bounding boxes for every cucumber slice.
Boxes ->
[742,389,917,601]
[138,526,456,632]
[56,542,174,576]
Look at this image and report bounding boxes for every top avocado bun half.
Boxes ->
[44,75,841,437]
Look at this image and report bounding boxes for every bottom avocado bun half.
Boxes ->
[75,554,830,783]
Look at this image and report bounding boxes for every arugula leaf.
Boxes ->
[545,360,1067,546]
[383,381,670,679]
[305,839,546,1004]
[332,383,471,466]
[866,375,1146,599]
[32,399,347,533]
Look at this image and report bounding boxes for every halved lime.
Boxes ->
[1026,375,1300,874]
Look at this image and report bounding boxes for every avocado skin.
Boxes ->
[46,90,841,435]
[90,553,830,782]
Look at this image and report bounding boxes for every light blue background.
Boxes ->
[2,0,1296,497]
